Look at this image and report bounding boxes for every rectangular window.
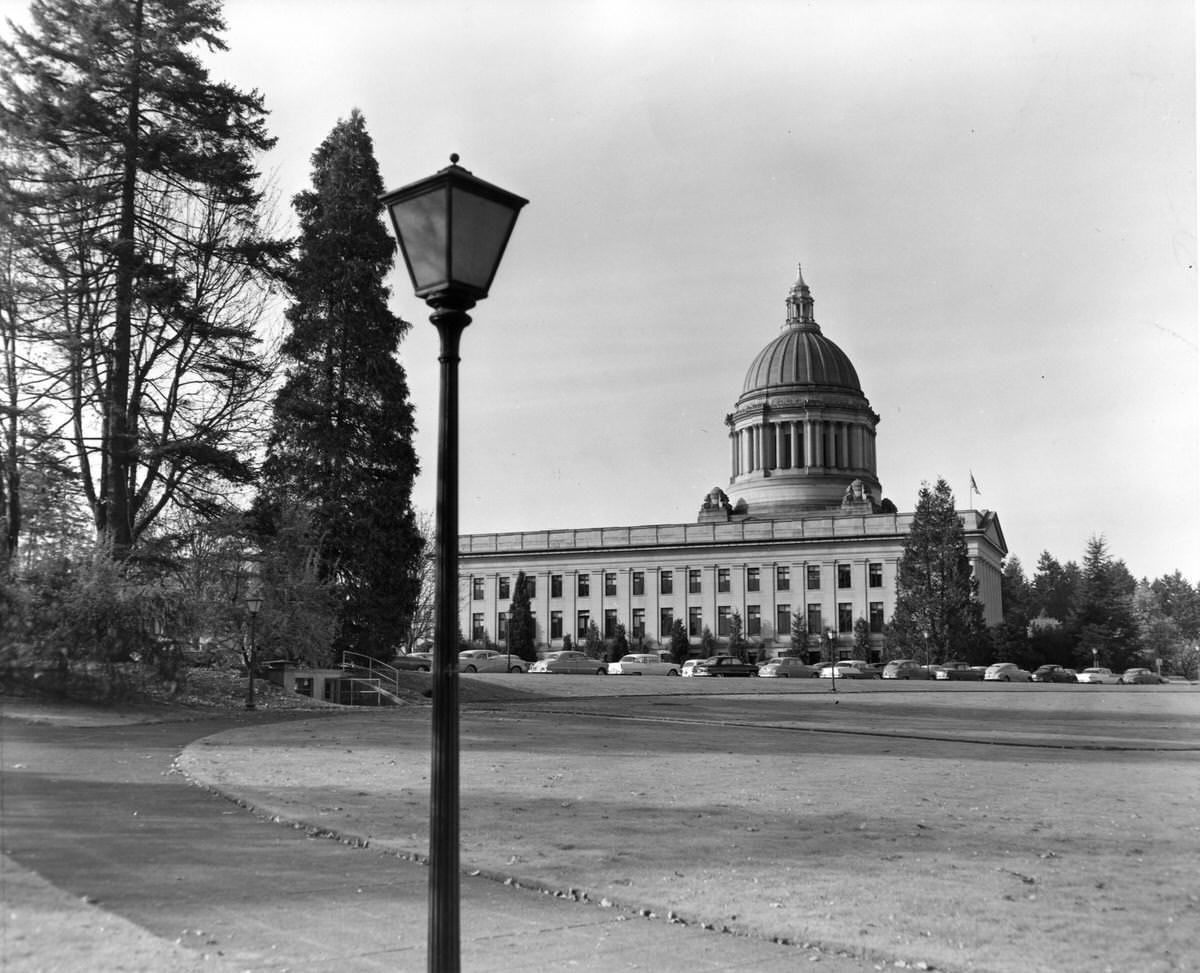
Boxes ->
[605,572,617,597]
[604,608,618,639]
[807,603,823,637]
[526,576,536,599]
[631,608,645,639]
[776,565,790,590]
[688,606,703,637]
[747,605,761,636]
[869,563,883,588]
[577,610,590,639]
[551,574,563,598]
[776,605,791,639]
[472,577,485,600]
[688,569,702,594]
[869,601,884,634]
[807,565,821,590]
[498,576,511,600]
[717,568,731,593]
[660,608,674,637]
[472,613,485,641]
[578,573,590,597]
[746,567,760,592]
[837,564,852,589]
[717,606,732,637]
[497,612,509,642]
[632,571,645,596]
[550,610,563,639]
[838,602,853,634]
[660,570,674,595]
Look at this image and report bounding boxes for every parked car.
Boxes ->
[758,657,818,678]
[984,662,1032,682]
[932,661,984,681]
[607,652,680,676]
[680,659,704,677]
[882,659,934,680]
[817,660,876,679]
[690,655,758,677]
[1118,668,1168,685]
[392,652,433,672]
[1076,667,1119,684]
[529,651,608,675]
[1032,662,1080,686]
[858,663,886,679]
[457,649,527,674]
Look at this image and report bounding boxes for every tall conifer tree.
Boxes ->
[0,0,281,555]
[889,477,989,663]
[259,110,422,660]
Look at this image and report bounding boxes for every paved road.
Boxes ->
[0,712,881,972]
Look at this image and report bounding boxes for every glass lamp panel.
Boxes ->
[448,187,519,293]
[389,187,449,294]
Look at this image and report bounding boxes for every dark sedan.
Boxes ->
[1032,665,1078,683]
[690,655,758,677]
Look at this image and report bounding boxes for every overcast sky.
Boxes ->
[6,0,1196,582]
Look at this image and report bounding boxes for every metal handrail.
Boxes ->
[341,651,401,695]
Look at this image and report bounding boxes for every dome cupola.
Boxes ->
[721,266,883,519]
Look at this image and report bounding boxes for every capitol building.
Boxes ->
[458,267,1007,662]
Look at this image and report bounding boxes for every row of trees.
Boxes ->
[1,1,427,693]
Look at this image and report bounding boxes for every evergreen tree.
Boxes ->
[583,620,603,659]
[508,570,536,662]
[891,477,988,663]
[258,110,422,661]
[1031,552,1080,622]
[853,616,873,659]
[789,610,808,656]
[700,625,717,656]
[0,0,282,556]
[729,610,746,659]
[669,619,689,663]
[611,623,629,662]
[1072,535,1140,671]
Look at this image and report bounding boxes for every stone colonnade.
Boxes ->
[730,416,876,475]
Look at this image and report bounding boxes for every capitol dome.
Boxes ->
[742,319,861,395]
[719,266,883,519]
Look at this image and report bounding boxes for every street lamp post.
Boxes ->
[827,629,837,693]
[245,592,262,711]
[381,156,527,973]
[922,629,929,665]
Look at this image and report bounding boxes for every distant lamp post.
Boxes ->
[1092,646,1099,669]
[244,592,263,711]
[827,628,837,693]
[381,155,527,973]
[922,629,929,664]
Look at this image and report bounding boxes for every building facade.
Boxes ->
[458,267,1006,660]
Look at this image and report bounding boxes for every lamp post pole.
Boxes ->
[245,593,262,711]
[380,156,527,973]
[827,629,837,693]
[428,297,469,970]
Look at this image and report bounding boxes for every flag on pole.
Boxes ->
[969,471,981,495]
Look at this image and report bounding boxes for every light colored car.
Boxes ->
[680,659,703,677]
[1076,667,1119,684]
[529,651,608,675]
[608,652,681,676]
[457,649,527,674]
[1118,668,1168,685]
[882,659,934,680]
[984,662,1032,682]
[817,660,875,679]
[758,657,818,678]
